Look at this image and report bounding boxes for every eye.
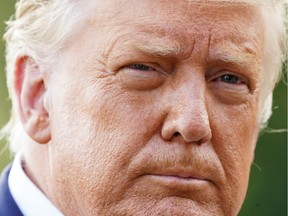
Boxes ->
[126,64,154,71]
[118,63,166,91]
[208,71,250,104]
[218,74,242,84]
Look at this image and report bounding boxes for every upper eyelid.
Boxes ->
[122,63,170,76]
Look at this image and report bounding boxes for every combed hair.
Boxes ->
[1,0,287,153]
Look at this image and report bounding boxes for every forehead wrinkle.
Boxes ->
[127,20,195,58]
[103,20,194,61]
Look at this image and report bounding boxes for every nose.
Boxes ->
[161,80,212,145]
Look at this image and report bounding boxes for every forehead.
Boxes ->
[86,0,264,29]
[60,0,266,80]
[74,1,264,68]
[82,0,264,51]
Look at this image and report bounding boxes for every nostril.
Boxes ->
[197,132,212,145]
[174,132,181,137]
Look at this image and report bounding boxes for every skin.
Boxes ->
[16,0,265,215]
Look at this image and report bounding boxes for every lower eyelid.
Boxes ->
[208,82,250,104]
[117,67,166,91]
[211,81,250,93]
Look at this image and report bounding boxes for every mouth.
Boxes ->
[144,172,212,191]
[151,172,205,180]
[128,149,223,192]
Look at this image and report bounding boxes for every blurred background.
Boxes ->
[0,1,287,215]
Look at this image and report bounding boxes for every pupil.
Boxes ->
[221,75,238,84]
[133,64,150,71]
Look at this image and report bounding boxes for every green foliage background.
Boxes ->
[0,1,287,215]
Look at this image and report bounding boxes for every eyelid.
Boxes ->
[125,63,155,71]
[208,69,249,85]
[122,62,168,76]
[117,62,167,91]
[207,69,251,104]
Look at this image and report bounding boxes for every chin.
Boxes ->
[149,197,222,216]
[108,196,223,216]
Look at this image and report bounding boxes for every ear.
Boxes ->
[14,56,51,144]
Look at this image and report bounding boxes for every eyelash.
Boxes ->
[213,69,249,86]
[125,63,155,71]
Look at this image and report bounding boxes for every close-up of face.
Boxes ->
[15,0,268,215]
[30,1,266,215]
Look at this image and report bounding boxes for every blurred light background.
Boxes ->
[0,1,287,215]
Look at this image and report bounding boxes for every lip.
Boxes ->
[150,170,206,180]
[144,173,210,192]
[149,174,208,183]
[143,168,213,191]
[128,147,224,191]
[150,168,208,180]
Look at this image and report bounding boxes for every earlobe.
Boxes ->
[14,55,51,144]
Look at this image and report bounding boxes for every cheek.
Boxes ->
[48,75,163,211]
[209,100,259,213]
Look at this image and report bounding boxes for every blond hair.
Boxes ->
[2,0,287,153]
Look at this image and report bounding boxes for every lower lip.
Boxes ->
[146,174,209,190]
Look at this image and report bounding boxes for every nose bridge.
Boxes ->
[161,72,211,144]
[176,77,209,128]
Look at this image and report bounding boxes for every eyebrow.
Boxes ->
[124,41,183,58]
[114,37,260,71]
[207,41,260,70]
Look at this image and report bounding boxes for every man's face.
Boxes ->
[44,1,264,215]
